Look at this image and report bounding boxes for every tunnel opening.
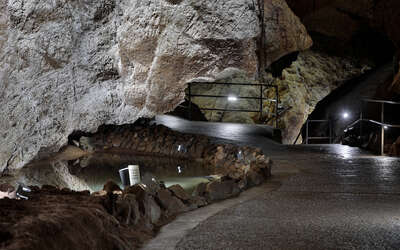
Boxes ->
[300,56,400,155]
[294,14,399,148]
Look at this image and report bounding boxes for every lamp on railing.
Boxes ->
[227,95,238,102]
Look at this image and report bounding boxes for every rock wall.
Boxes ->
[0,0,311,174]
[271,50,369,143]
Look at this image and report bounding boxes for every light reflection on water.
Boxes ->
[74,153,212,193]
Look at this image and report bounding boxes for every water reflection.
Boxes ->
[74,153,212,193]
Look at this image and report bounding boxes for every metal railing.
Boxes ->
[304,119,333,144]
[344,99,400,155]
[187,81,280,128]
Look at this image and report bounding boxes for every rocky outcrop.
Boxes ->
[0,183,197,250]
[270,50,368,143]
[0,187,149,250]
[263,0,312,66]
[0,0,311,173]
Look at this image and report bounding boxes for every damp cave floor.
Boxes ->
[142,115,400,250]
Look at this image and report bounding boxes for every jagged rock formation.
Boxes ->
[0,0,311,174]
[270,50,368,143]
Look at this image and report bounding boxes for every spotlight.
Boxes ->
[384,126,389,130]
[342,112,349,119]
[227,95,238,102]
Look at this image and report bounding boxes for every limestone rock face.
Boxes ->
[263,0,313,66]
[272,50,368,143]
[0,0,311,173]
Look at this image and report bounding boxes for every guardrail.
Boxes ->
[187,81,280,128]
[304,119,333,144]
[344,99,400,155]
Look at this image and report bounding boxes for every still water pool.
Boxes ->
[74,152,212,193]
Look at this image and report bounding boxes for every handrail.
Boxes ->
[345,118,400,131]
[362,98,400,105]
[304,119,333,144]
[343,98,400,155]
[187,81,280,128]
[264,106,291,123]
[189,81,276,87]
[189,94,276,101]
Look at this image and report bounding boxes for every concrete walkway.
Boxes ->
[142,116,400,250]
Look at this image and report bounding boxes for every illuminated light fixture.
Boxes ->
[237,150,243,160]
[227,95,238,102]
[342,112,349,119]
[177,145,182,151]
[177,166,182,174]
[128,165,141,186]
[384,125,389,130]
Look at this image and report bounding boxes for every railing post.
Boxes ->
[381,102,384,156]
[275,86,279,128]
[188,82,192,121]
[259,84,263,122]
[360,100,363,145]
[306,120,309,144]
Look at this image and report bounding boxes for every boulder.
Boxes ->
[114,193,141,225]
[103,180,122,194]
[192,182,208,197]
[205,180,240,202]
[189,196,208,208]
[145,195,162,225]
[246,169,265,187]
[0,183,14,193]
[156,188,189,215]
[168,184,191,202]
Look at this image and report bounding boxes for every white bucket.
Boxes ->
[128,165,141,186]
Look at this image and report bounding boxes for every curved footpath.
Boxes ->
[142,116,400,250]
